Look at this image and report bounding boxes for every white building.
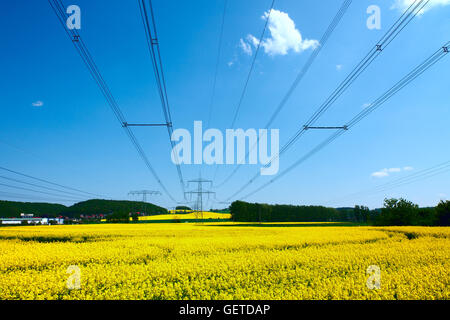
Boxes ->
[0,217,64,225]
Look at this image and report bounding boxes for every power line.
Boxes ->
[206,0,228,129]
[224,0,429,198]
[128,190,162,215]
[211,0,275,182]
[214,0,352,187]
[371,165,450,194]
[265,0,352,129]
[202,0,229,182]
[235,42,449,201]
[184,176,215,220]
[48,0,179,203]
[272,0,428,167]
[0,139,44,161]
[326,160,450,205]
[128,190,161,202]
[0,175,93,199]
[0,166,102,198]
[138,0,185,195]
[229,0,276,129]
[0,182,89,200]
[0,191,84,203]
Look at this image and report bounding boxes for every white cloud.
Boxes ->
[371,170,389,178]
[241,9,319,57]
[438,193,447,199]
[227,54,238,67]
[391,0,450,14]
[371,166,413,178]
[239,38,252,55]
[336,64,343,71]
[32,101,44,107]
[261,9,319,56]
[362,103,372,109]
[246,34,260,47]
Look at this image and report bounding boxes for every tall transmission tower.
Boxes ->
[184,177,215,221]
[128,190,161,215]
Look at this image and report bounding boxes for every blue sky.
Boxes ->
[0,0,449,209]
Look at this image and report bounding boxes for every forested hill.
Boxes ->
[0,200,67,218]
[60,199,167,217]
[0,199,167,218]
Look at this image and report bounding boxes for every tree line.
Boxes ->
[230,201,344,222]
[230,199,450,226]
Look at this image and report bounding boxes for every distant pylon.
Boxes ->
[128,190,161,215]
[184,174,215,221]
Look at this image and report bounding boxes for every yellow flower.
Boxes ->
[0,224,448,299]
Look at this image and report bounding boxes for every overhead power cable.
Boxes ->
[214,0,352,187]
[0,166,102,198]
[326,160,450,205]
[224,0,429,198]
[206,0,228,129]
[202,0,229,180]
[0,175,93,199]
[0,182,88,200]
[211,0,275,182]
[138,0,185,195]
[48,0,179,203]
[229,0,276,128]
[0,139,44,161]
[234,41,449,201]
[0,191,82,203]
[268,0,428,171]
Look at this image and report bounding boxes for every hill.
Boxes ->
[59,199,167,217]
[0,200,67,218]
[0,199,167,218]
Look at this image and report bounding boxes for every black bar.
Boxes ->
[1,300,447,319]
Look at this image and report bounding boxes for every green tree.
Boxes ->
[354,205,370,223]
[435,200,450,226]
[377,198,419,226]
[176,206,192,212]
[230,201,342,222]
[106,210,130,223]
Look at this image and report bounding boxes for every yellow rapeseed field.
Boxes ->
[100,211,231,222]
[0,223,448,300]
[138,211,231,221]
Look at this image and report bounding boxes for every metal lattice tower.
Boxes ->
[128,190,161,215]
[184,176,215,221]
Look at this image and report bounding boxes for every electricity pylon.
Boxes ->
[184,176,215,221]
[128,190,161,215]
